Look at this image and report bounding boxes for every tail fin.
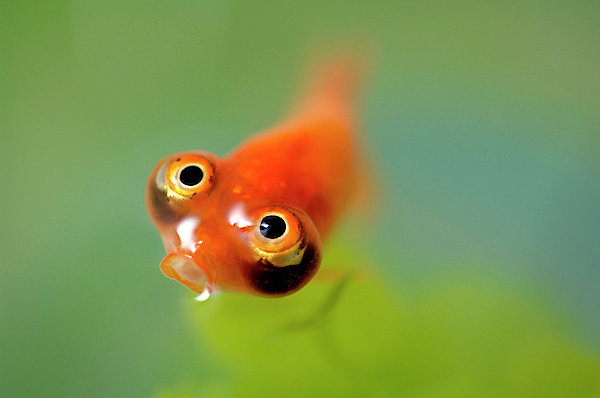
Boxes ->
[295,54,383,228]
[293,55,368,121]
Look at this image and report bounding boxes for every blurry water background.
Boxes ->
[1,1,599,397]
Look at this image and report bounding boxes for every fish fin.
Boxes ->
[269,268,356,336]
[304,56,383,228]
[292,53,372,121]
[301,54,383,225]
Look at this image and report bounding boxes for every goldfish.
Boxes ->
[146,59,364,298]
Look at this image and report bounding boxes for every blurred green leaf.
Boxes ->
[164,243,600,397]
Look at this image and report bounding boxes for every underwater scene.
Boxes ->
[1,1,599,397]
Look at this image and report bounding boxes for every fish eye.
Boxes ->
[242,207,322,297]
[259,215,287,239]
[249,208,305,267]
[165,154,214,197]
[179,165,204,187]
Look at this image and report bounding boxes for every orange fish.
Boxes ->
[146,60,364,299]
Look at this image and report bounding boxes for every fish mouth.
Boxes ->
[159,251,214,295]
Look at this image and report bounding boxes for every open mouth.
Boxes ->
[160,252,213,296]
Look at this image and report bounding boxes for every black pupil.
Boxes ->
[179,165,203,186]
[259,215,287,239]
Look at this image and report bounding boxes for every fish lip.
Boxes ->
[159,250,215,295]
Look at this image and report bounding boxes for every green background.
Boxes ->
[1,1,599,397]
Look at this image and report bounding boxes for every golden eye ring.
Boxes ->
[165,155,214,197]
[249,208,306,267]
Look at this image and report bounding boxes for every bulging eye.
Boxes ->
[243,207,322,297]
[166,154,214,197]
[249,208,304,267]
[179,165,204,187]
[259,215,287,239]
[146,152,217,225]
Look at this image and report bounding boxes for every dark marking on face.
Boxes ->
[147,184,179,224]
[244,243,320,296]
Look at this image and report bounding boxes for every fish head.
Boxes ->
[146,151,322,298]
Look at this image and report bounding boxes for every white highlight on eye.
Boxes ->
[228,202,253,228]
[195,288,212,301]
[176,216,201,253]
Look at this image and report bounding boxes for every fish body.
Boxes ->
[146,61,362,298]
